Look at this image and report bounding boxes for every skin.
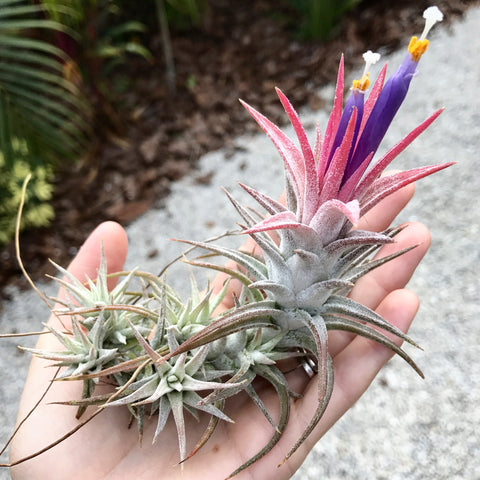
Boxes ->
[9,183,430,480]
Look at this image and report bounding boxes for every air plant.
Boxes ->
[4,6,452,479]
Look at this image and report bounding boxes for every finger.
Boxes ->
[12,222,130,460]
[350,221,430,311]
[65,221,128,289]
[45,221,129,337]
[356,182,415,232]
[327,221,429,357]
[289,288,419,461]
[328,289,419,419]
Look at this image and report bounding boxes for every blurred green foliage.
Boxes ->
[286,0,360,40]
[0,145,54,245]
[0,0,209,245]
[0,0,90,244]
[40,0,153,97]
[0,0,91,169]
[165,0,209,28]
[0,0,357,246]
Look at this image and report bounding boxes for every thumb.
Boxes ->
[11,223,129,467]
[45,221,128,333]
[66,221,129,289]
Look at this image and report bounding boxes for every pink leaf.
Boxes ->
[243,211,300,235]
[313,121,323,165]
[239,182,287,215]
[276,88,319,223]
[319,108,357,204]
[360,163,455,216]
[337,152,374,202]
[240,99,305,209]
[275,88,315,173]
[319,56,344,180]
[309,199,360,244]
[356,108,444,198]
[310,199,360,229]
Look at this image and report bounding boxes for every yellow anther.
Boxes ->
[408,36,429,62]
[352,73,370,91]
[408,7,442,62]
[352,50,380,92]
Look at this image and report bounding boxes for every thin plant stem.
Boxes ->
[155,0,176,94]
[0,368,61,456]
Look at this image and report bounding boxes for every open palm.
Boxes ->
[10,183,429,480]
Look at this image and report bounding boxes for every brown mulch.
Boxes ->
[0,0,474,298]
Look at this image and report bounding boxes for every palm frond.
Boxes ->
[0,0,91,170]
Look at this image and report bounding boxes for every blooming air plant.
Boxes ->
[2,6,453,479]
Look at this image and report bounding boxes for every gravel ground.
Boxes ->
[1,6,479,479]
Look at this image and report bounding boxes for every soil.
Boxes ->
[0,0,475,298]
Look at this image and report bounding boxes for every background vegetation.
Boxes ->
[0,0,360,245]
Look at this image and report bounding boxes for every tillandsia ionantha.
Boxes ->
[4,5,454,480]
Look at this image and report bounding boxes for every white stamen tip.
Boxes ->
[421,6,443,40]
[361,50,381,77]
[423,6,444,23]
[362,50,381,67]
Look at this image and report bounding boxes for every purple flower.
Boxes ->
[328,50,380,170]
[240,7,451,247]
[345,7,444,181]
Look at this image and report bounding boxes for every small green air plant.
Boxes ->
[5,6,453,479]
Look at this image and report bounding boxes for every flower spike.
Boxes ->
[327,50,380,169]
[242,6,448,249]
[345,6,443,181]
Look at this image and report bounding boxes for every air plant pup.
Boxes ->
[6,6,451,480]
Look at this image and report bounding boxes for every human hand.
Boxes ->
[9,182,429,480]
